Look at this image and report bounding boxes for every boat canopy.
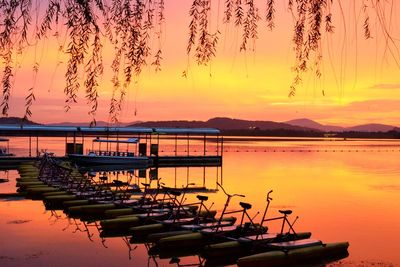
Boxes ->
[93,138,139,144]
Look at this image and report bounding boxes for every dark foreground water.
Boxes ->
[1,137,399,266]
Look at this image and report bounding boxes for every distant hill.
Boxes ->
[206,117,315,131]
[48,121,136,127]
[131,120,208,128]
[346,123,397,132]
[286,118,399,133]
[131,117,318,132]
[0,117,40,125]
[285,118,344,132]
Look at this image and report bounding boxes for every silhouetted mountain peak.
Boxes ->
[285,118,344,132]
[0,116,40,125]
[346,123,396,132]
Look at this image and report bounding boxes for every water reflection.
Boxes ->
[369,184,400,192]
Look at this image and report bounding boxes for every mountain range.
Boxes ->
[131,117,399,133]
[284,118,398,132]
[0,116,398,133]
[131,117,314,131]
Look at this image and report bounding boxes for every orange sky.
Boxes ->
[4,0,400,126]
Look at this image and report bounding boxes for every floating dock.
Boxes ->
[0,125,223,169]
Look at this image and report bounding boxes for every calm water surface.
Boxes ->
[0,137,399,266]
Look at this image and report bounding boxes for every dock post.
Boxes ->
[36,135,39,157]
[82,133,85,153]
[116,131,119,152]
[186,166,189,185]
[216,135,219,156]
[29,135,32,157]
[203,134,206,156]
[106,133,109,152]
[175,134,177,156]
[174,167,177,188]
[221,136,224,157]
[157,133,160,156]
[203,166,206,187]
[187,134,189,156]
[64,134,67,155]
[73,132,76,154]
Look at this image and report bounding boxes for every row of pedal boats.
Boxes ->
[16,160,349,266]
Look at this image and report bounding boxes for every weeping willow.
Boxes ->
[0,0,397,124]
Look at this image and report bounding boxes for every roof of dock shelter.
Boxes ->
[93,137,139,143]
[0,125,220,137]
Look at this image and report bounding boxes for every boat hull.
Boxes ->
[203,232,313,260]
[237,242,349,267]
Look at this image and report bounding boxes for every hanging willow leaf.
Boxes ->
[234,0,244,26]
[190,0,219,66]
[37,0,61,39]
[308,0,324,51]
[240,0,259,52]
[363,2,371,39]
[151,49,162,72]
[325,13,334,33]
[288,0,294,11]
[85,29,103,124]
[153,0,164,72]
[224,0,234,23]
[19,0,32,46]
[1,60,12,116]
[23,87,35,120]
[266,0,275,30]
[187,0,200,54]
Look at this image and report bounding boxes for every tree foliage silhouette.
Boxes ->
[0,0,397,124]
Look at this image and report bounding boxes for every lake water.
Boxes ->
[0,137,399,266]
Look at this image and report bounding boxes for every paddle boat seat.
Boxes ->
[162,217,195,224]
[240,202,252,210]
[267,239,322,250]
[181,220,235,231]
[197,195,208,201]
[170,191,181,197]
[113,180,128,186]
[279,209,292,215]
[238,233,278,243]
[200,225,238,233]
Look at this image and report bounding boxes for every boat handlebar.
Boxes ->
[217,182,245,198]
[267,190,273,201]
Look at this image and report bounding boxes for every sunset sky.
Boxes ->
[5,0,400,126]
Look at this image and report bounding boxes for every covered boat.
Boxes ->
[68,137,150,166]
